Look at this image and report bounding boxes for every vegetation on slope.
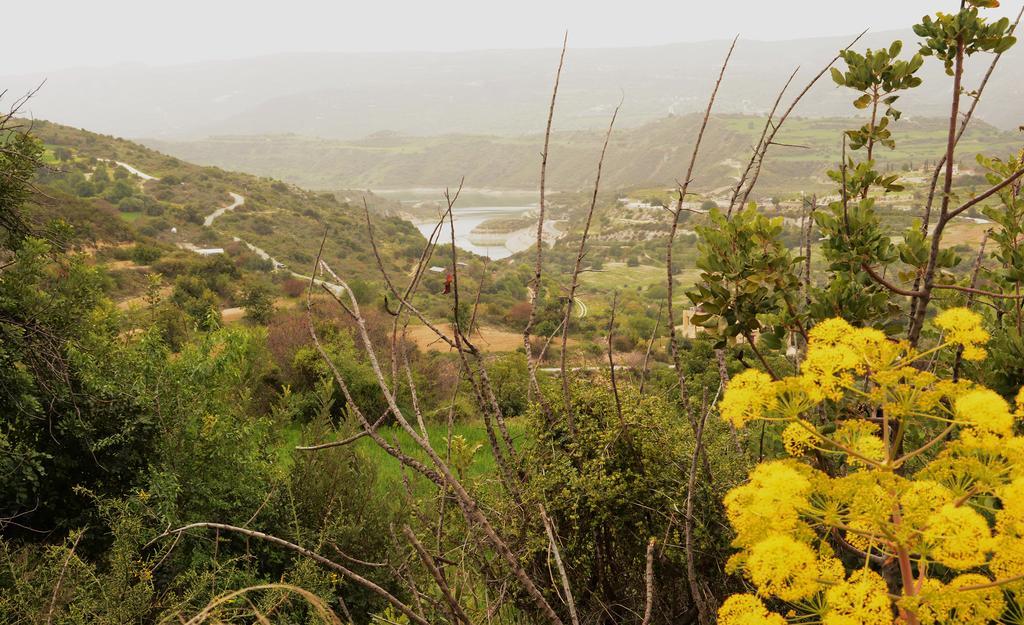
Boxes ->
[4,2,1024,624]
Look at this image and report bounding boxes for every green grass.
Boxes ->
[41,145,64,165]
[354,419,526,496]
[118,211,143,222]
[579,262,659,289]
[277,418,527,497]
[578,262,701,313]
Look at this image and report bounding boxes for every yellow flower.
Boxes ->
[848,327,903,371]
[800,346,855,402]
[782,420,815,456]
[773,377,820,418]
[946,574,1005,625]
[934,307,989,360]
[898,480,954,538]
[954,388,1014,436]
[816,554,846,585]
[833,420,886,467]
[717,594,786,625]
[997,477,1024,532]
[988,535,1024,593]
[842,518,885,555]
[835,471,897,537]
[1016,385,1024,418]
[808,317,855,346]
[922,504,992,569]
[899,578,948,625]
[723,460,814,546]
[823,569,891,625]
[720,369,777,428]
[745,534,822,601]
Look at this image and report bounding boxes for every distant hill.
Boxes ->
[5,30,1023,141]
[142,114,1023,195]
[26,120,423,277]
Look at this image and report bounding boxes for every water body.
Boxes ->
[412,205,537,260]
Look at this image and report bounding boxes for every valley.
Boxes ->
[5,3,1024,624]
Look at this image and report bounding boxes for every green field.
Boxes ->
[578,262,701,314]
[279,418,526,498]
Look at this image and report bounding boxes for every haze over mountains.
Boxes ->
[7,29,1023,143]
[142,116,1022,194]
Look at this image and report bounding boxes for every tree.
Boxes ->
[243,284,275,324]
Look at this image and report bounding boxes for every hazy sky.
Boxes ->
[3,0,1020,74]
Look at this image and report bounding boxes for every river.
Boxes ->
[411,205,540,260]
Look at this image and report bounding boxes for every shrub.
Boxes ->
[117,196,144,213]
[281,278,306,298]
[130,243,162,265]
[716,311,1024,624]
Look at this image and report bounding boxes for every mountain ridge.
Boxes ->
[142,114,1023,195]
[6,28,1023,141]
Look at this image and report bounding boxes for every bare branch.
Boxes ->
[945,165,1024,222]
[47,530,84,625]
[403,525,473,625]
[160,523,429,625]
[727,66,799,215]
[606,291,624,426]
[920,5,1024,235]
[641,537,656,625]
[560,98,621,435]
[637,303,663,396]
[539,505,580,625]
[734,29,868,212]
[685,383,722,625]
[667,35,736,438]
[524,32,568,417]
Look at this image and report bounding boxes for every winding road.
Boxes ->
[98,159,160,181]
[203,192,245,227]
[198,187,348,296]
[574,298,588,319]
[103,159,351,313]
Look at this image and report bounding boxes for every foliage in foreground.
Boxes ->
[718,310,1024,625]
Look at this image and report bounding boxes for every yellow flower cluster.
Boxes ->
[723,460,814,547]
[717,594,786,625]
[745,534,821,601]
[823,569,891,625]
[717,312,1024,625]
[719,369,777,428]
[934,307,989,360]
[922,504,992,569]
[955,388,1014,436]
[782,419,815,456]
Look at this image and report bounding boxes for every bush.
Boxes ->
[281,278,306,298]
[130,243,162,265]
[242,285,275,324]
[117,196,144,213]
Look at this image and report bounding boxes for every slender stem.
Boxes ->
[667,35,737,437]
[560,100,620,435]
[524,33,568,418]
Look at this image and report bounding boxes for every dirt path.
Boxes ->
[203,192,245,227]
[405,324,526,353]
[98,159,159,181]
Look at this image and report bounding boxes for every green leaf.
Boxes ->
[853,94,873,109]
[994,36,1017,54]
[830,67,845,86]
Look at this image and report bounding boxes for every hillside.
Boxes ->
[27,120,423,281]
[6,29,1024,142]
[143,114,1022,194]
